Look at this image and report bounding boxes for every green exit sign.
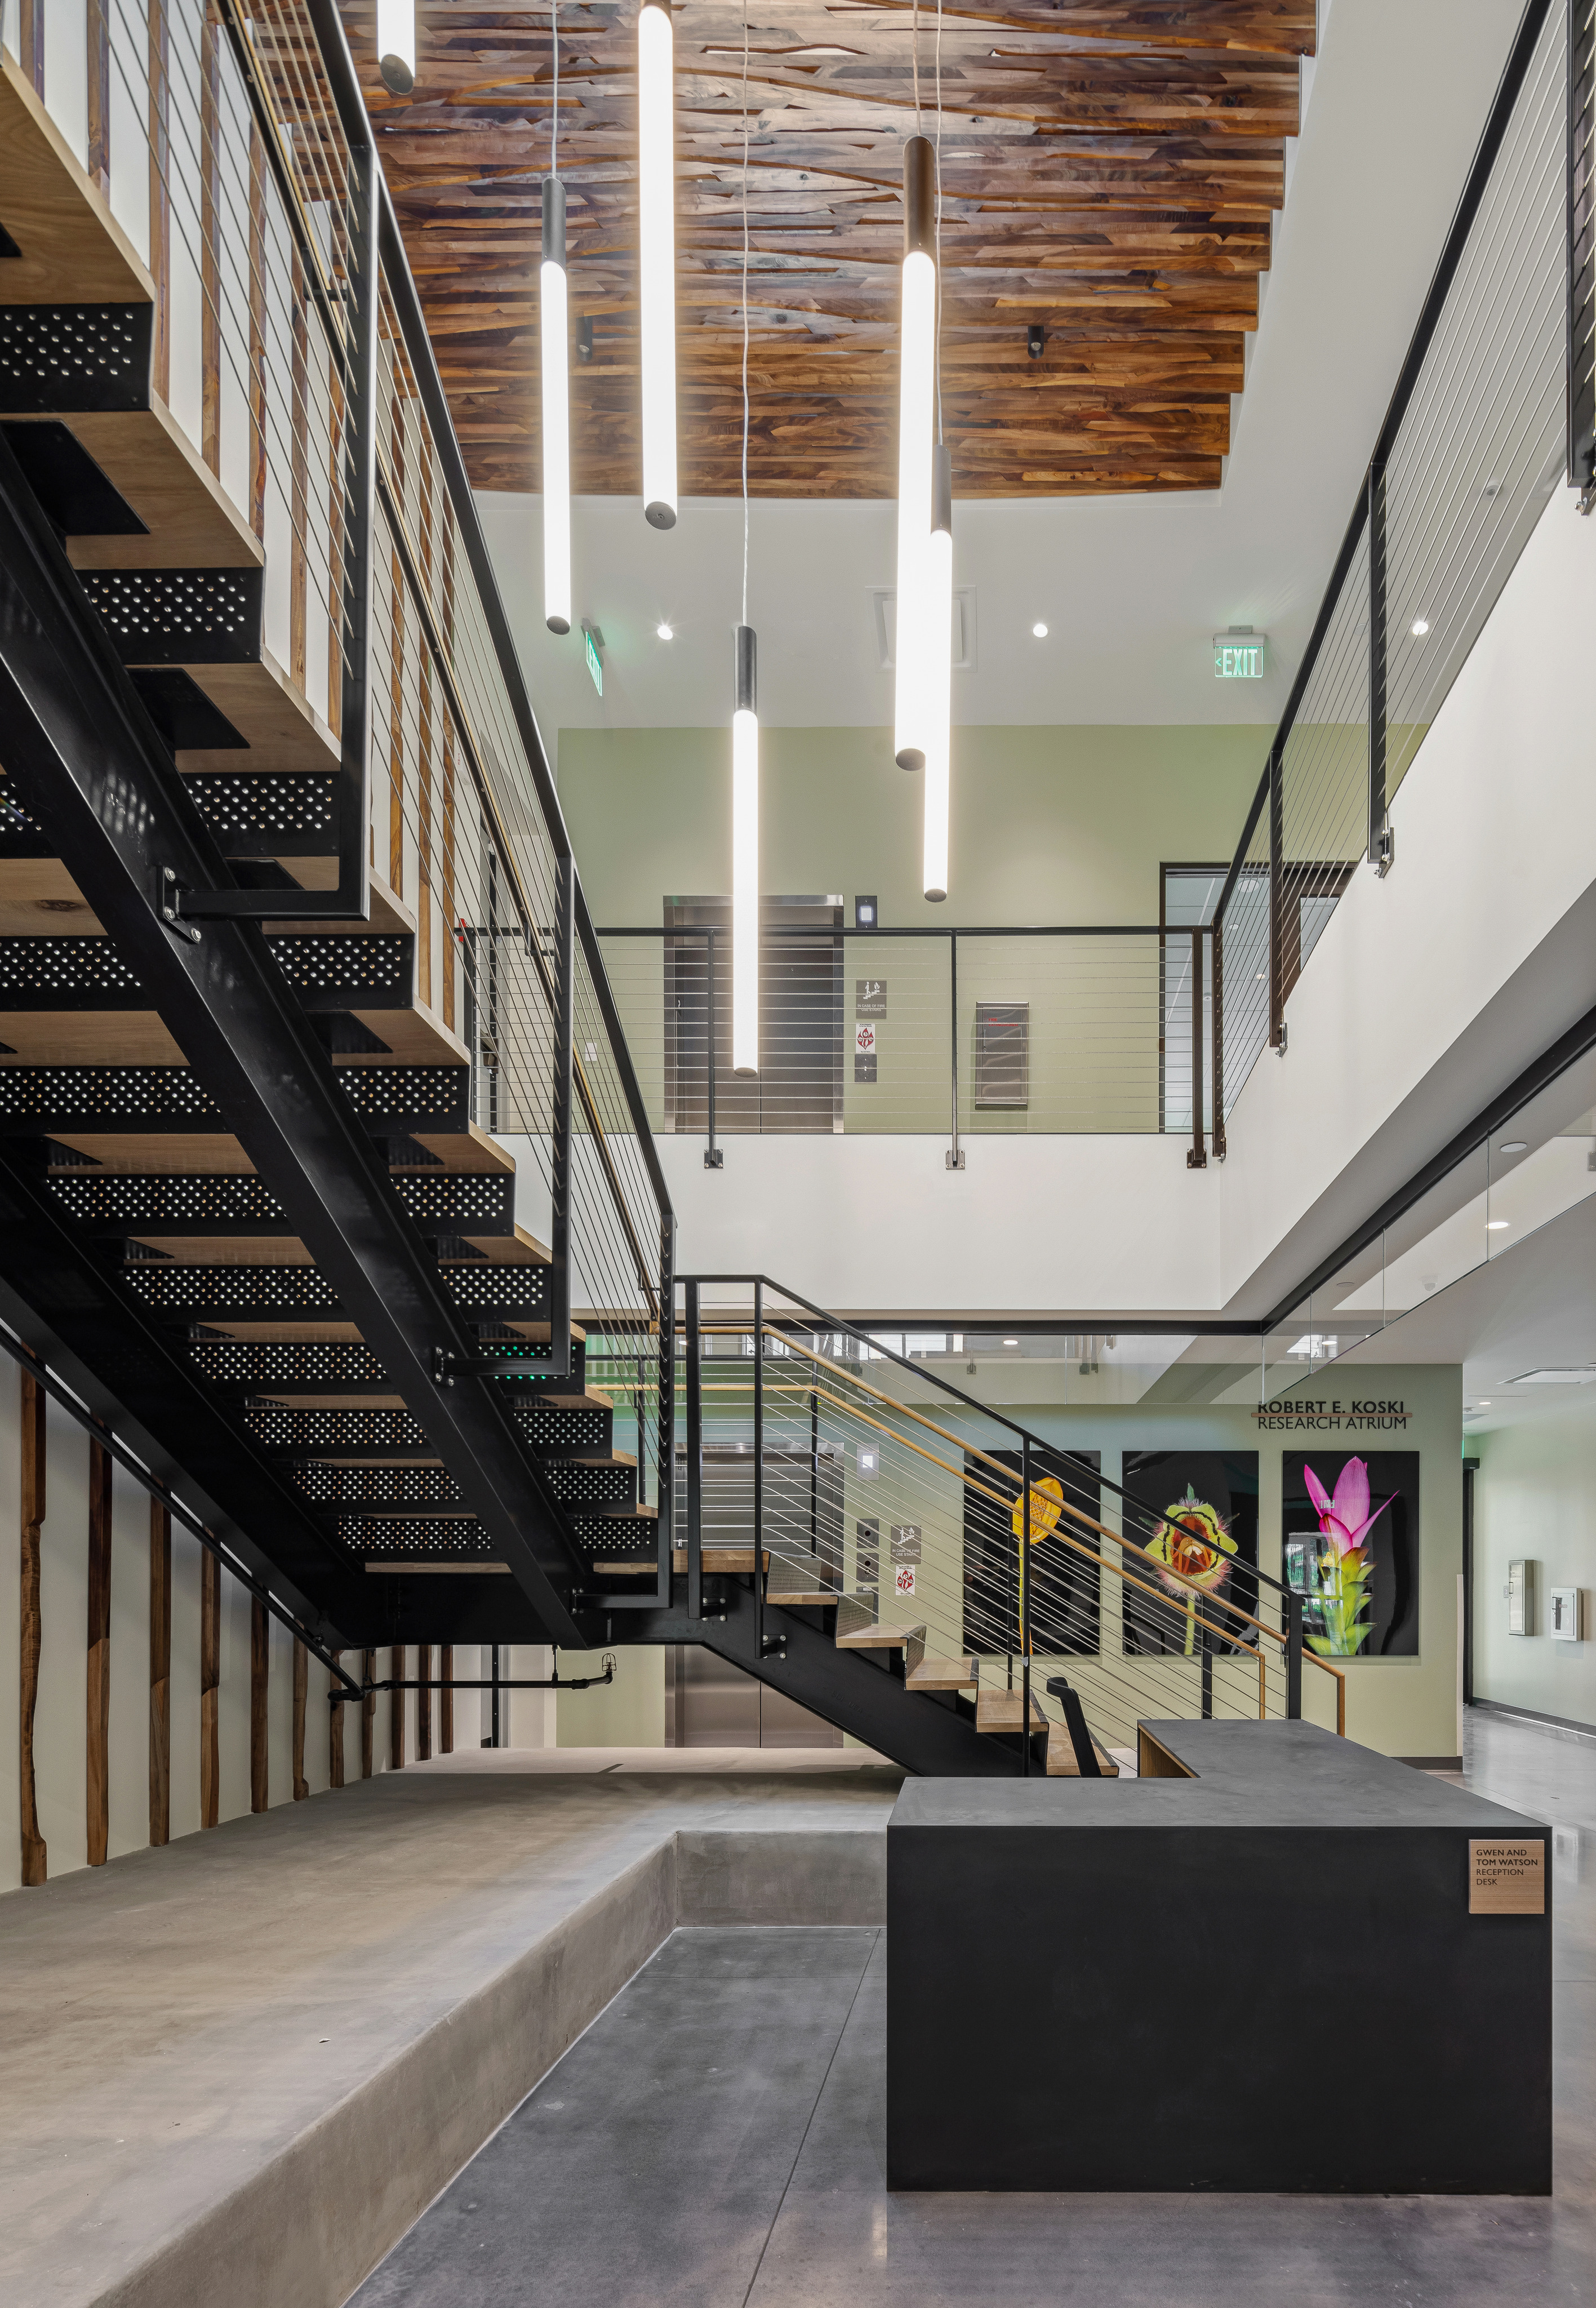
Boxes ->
[582,622,603,696]
[1213,630,1265,679]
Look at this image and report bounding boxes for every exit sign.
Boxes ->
[1213,631,1265,679]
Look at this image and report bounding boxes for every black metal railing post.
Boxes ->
[548,851,574,1381]
[1200,1623,1214,1720]
[1268,743,1286,1053]
[656,1214,675,1586]
[1187,923,1206,1169]
[1367,458,1390,872]
[753,1280,766,1655]
[1211,917,1226,1159]
[704,925,722,1168]
[684,1279,703,1619]
[809,1385,819,1555]
[1286,1592,1304,1720]
[1569,0,1596,502]
[946,931,964,1170]
[1020,1436,1032,1774]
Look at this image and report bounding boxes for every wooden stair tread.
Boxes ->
[590,1560,660,1577]
[670,1547,768,1572]
[769,1588,843,1606]
[1046,1724,1121,1778]
[907,1656,977,1691]
[835,1621,925,1650]
[975,1690,1048,1733]
[581,1502,656,1521]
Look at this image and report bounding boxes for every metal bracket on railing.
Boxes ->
[761,1634,787,1661]
[156,868,202,946]
[432,1347,550,1387]
[1374,823,1395,877]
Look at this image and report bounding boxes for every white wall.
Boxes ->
[1474,1395,1596,1730]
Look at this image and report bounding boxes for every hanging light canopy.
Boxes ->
[540,176,572,634]
[922,446,952,902]
[894,135,937,773]
[732,625,759,1076]
[637,0,678,530]
[376,0,416,92]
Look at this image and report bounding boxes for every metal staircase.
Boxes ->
[0,0,1340,1775]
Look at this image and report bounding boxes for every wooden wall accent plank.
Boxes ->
[329,0,1315,499]
[19,1370,47,1887]
[18,0,44,97]
[250,1595,269,1814]
[86,0,110,198]
[247,122,268,539]
[439,1643,454,1755]
[416,1642,433,1761]
[200,1547,221,1828]
[149,0,171,404]
[291,1640,309,1800]
[389,1644,406,1770]
[86,1441,112,1867]
[199,16,223,479]
[361,1646,376,1778]
[329,1650,345,1788]
[149,1501,171,1849]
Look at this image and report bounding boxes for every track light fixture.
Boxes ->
[541,176,572,634]
[637,0,678,529]
[376,0,416,92]
[894,135,937,773]
[732,625,759,1075]
[923,446,952,902]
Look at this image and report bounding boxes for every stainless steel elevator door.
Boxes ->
[666,1646,843,1749]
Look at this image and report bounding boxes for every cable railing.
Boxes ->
[664,1276,1347,1766]
[1213,0,1570,1115]
[599,922,1216,1170]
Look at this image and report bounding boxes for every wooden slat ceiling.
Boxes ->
[341,2,1316,498]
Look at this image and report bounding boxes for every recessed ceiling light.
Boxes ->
[1031,622,1048,639]
[1497,1141,1527,1155]
[656,622,674,640]
[1410,618,1430,636]
[1486,1219,1510,1230]
[1478,1400,1491,1406]
[1003,1337,1020,1346]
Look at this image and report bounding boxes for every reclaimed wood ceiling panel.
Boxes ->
[341,3,1315,498]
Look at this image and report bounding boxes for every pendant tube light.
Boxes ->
[376,0,416,92]
[894,135,937,772]
[540,177,572,634]
[922,445,953,902]
[637,0,678,530]
[732,625,759,1075]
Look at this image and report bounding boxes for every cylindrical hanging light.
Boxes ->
[894,135,936,773]
[923,446,953,902]
[732,625,759,1075]
[540,178,572,635]
[637,0,678,530]
[376,0,416,92]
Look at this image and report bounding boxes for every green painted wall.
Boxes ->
[559,724,1268,928]
[1473,1399,1596,1731]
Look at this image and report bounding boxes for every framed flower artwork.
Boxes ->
[1281,1451,1419,1658]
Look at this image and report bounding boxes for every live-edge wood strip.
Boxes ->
[19,1369,47,1886]
[390,1643,406,1768]
[292,1639,309,1799]
[416,1640,432,1760]
[328,1648,346,1787]
[149,1499,171,1848]
[86,0,110,197]
[439,1641,454,1753]
[149,0,171,403]
[250,1594,269,1812]
[86,1441,112,1867]
[201,1547,221,1828]
[361,1645,376,1778]
[199,15,223,478]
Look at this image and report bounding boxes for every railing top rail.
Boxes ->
[676,1270,1292,1600]
[598,922,1197,940]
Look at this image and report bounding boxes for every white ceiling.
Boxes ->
[480,0,1524,740]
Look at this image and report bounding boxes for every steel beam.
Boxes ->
[0,432,587,1648]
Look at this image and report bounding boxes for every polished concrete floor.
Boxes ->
[351,1711,1596,2307]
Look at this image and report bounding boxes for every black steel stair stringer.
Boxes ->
[0,431,586,1649]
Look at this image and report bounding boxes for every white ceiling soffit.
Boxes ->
[481,0,1522,737]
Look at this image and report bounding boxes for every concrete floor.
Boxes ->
[350,1711,1596,2308]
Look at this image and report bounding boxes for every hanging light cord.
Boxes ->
[912,0,922,134]
[741,1,751,628]
[551,0,559,174]
[934,0,943,447]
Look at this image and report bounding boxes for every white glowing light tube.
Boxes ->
[638,1,678,530]
[922,447,953,901]
[540,179,571,635]
[732,625,759,1076]
[377,0,416,92]
[894,137,937,771]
